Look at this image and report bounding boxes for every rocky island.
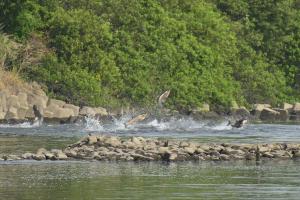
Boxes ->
[2,134,300,162]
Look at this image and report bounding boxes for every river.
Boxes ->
[1,116,300,199]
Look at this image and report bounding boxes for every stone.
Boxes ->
[17,106,29,119]
[44,152,55,160]
[231,107,250,118]
[253,104,271,111]
[293,103,300,111]
[17,92,28,108]
[63,104,80,116]
[282,103,293,110]
[79,106,96,117]
[193,103,210,113]
[104,137,121,147]
[7,95,20,108]
[36,148,48,155]
[47,99,66,108]
[27,94,48,109]
[0,91,7,113]
[184,147,196,154]
[273,108,289,121]
[260,108,280,121]
[87,135,98,145]
[94,107,108,116]
[56,152,68,160]
[262,152,273,158]
[220,154,230,160]
[21,153,34,159]
[33,153,46,160]
[5,107,18,119]
[169,153,178,161]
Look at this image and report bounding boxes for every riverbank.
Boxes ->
[2,134,300,162]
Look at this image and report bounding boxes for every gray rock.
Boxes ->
[260,108,280,121]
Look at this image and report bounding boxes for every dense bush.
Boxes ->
[0,0,299,111]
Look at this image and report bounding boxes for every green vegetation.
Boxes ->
[0,0,299,112]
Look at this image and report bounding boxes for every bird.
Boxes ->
[125,113,148,127]
[228,118,248,128]
[32,105,43,125]
[158,90,170,108]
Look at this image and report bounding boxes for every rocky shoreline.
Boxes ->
[2,135,300,162]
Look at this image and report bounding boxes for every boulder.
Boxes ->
[47,99,66,108]
[282,103,293,110]
[5,107,18,119]
[231,107,250,118]
[7,95,20,108]
[79,106,108,117]
[94,107,108,116]
[293,103,300,111]
[253,104,271,111]
[27,93,48,109]
[63,104,80,116]
[79,106,96,116]
[17,92,28,108]
[273,108,289,121]
[17,106,29,119]
[0,91,7,113]
[260,108,279,121]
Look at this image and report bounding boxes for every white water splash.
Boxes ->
[0,120,42,128]
[84,116,104,131]
[210,121,233,130]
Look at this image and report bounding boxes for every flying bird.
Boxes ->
[158,90,170,107]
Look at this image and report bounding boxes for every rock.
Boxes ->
[231,101,239,110]
[253,104,271,111]
[104,137,121,147]
[282,103,293,110]
[27,93,48,109]
[33,153,46,160]
[17,106,29,119]
[293,103,300,111]
[79,106,96,116]
[220,154,230,160]
[17,92,28,108]
[44,152,56,160]
[94,107,108,116]
[231,107,250,118]
[88,135,98,145]
[21,153,34,159]
[184,147,196,154]
[36,148,48,155]
[0,91,7,113]
[260,108,280,121]
[5,107,18,119]
[262,152,273,158]
[56,152,68,160]
[63,104,80,116]
[7,95,20,108]
[169,153,178,161]
[47,99,66,108]
[273,108,289,121]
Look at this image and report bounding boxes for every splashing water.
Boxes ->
[0,120,42,128]
[84,116,104,131]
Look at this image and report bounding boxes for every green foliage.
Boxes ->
[0,0,299,110]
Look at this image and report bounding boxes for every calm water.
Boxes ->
[1,116,300,199]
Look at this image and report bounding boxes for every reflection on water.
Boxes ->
[0,160,300,200]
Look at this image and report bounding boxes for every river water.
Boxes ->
[1,116,300,199]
